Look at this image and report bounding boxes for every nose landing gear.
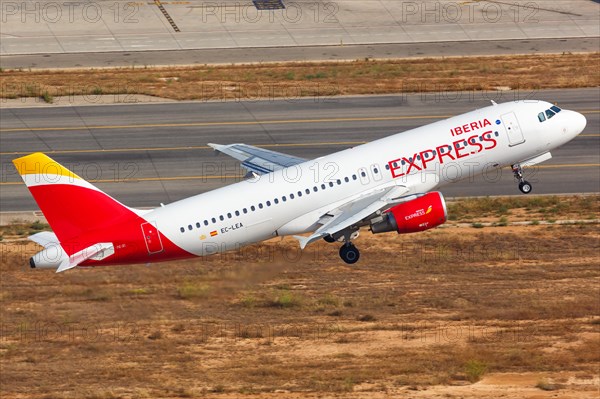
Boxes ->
[512,164,532,194]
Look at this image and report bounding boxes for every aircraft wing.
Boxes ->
[294,184,411,249]
[208,143,307,175]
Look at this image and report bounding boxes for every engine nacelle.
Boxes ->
[370,192,447,234]
[30,245,68,269]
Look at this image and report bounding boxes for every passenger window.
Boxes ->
[538,112,546,122]
[188,225,193,231]
[352,175,357,180]
[546,109,556,119]
[329,182,334,187]
[305,189,310,194]
[211,217,216,223]
[274,198,279,204]
[196,222,201,228]
[243,208,248,214]
[219,215,224,221]
[259,203,263,209]
[344,177,349,183]
[290,193,295,199]
[282,196,287,201]
[321,184,326,190]
[235,211,240,216]
[180,227,185,233]
[336,179,341,185]
[251,206,256,211]
[204,220,209,226]
[266,201,271,206]
[227,213,232,218]
[313,186,318,192]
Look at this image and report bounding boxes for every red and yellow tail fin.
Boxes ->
[13,153,135,244]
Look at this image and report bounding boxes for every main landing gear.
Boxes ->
[323,231,361,264]
[512,164,533,194]
[339,243,360,264]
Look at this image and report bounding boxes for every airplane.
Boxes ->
[13,100,586,272]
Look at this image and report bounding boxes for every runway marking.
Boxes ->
[0,115,477,133]
[154,0,181,32]
[1,110,597,134]
[1,164,598,186]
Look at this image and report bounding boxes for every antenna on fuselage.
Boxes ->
[491,100,498,106]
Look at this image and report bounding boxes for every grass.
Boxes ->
[177,281,211,299]
[40,91,53,103]
[0,221,50,239]
[447,195,599,223]
[464,360,488,382]
[1,53,598,101]
[266,289,302,308]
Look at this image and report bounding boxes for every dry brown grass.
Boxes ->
[1,53,598,101]
[1,210,598,397]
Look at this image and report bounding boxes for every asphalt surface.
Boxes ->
[1,0,598,68]
[3,38,600,69]
[0,88,598,212]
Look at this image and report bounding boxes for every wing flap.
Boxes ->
[294,185,411,249]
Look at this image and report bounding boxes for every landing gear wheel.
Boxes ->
[512,164,533,195]
[323,235,336,243]
[339,243,360,264]
[519,181,532,194]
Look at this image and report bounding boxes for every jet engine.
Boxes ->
[370,192,447,234]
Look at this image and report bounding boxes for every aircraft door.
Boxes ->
[141,221,164,254]
[501,112,525,146]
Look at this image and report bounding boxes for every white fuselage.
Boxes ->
[143,100,585,256]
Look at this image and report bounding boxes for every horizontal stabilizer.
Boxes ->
[29,231,59,249]
[56,242,114,273]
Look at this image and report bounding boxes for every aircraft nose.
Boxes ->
[572,111,587,135]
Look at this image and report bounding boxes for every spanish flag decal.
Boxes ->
[210,231,218,237]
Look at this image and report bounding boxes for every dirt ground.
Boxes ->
[1,208,599,399]
[1,53,598,102]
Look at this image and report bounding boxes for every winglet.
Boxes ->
[208,143,224,154]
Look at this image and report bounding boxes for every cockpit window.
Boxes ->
[539,105,562,122]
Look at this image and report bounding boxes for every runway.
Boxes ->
[0,88,598,212]
[3,38,600,70]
